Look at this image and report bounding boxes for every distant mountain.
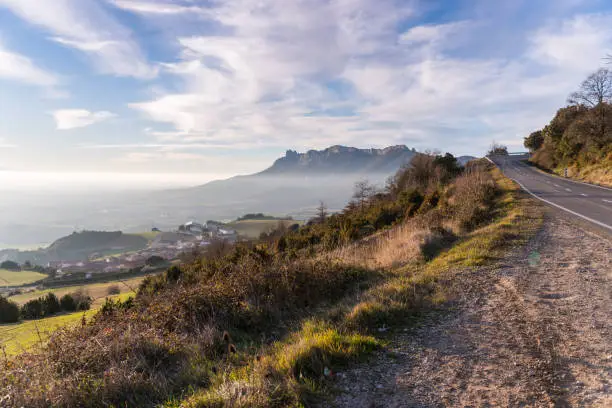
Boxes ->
[153,145,418,221]
[259,145,417,175]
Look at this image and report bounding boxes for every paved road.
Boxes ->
[489,154,612,231]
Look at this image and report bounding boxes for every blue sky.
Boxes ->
[0,0,611,178]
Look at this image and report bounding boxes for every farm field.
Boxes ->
[7,276,146,307]
[0,292,135,355]
[228,219,301,238]
[0,269,47,287]
[126,231,161,241]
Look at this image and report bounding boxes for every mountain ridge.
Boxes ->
[258,144,417,175]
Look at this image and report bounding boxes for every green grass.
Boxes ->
[7,276,145,307]
[0,269,48,287]
[228,219,302,238]
[0,292,135,356]
[127,231,162,241]
[182,320,380,408]
[0,309,96,355]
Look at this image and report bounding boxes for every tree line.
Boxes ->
[0,290,91,324]
[524,68,612,169]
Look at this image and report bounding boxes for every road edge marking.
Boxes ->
[511,178,612,232]
[519,160,612,192]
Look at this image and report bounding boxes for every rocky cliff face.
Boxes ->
[260,145,417,175]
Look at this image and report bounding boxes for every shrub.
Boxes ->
[60,290,92,312]
[107,285,121,296]
[73,290,92,311]
[450,168,498,232]
[60,294,77,312]
[146,255,165,267]
[0,296,20,323]
[21,298,44,319]
[43,293,61,316]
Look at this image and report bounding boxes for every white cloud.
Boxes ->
[121,1,612,155]
[0,137,16,148]
[0,0,156,79]
[0,41,57,87]
[53,109,116,130]
[109,0,202,15]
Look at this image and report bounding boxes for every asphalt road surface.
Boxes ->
[489,154,612,231]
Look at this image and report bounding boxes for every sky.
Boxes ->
[0,0,612,180]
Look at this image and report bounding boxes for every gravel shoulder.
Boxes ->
[328,212,611,407]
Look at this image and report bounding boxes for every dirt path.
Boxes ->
[329,215,611,407]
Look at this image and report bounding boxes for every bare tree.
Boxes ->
[353,179,375,210]
[487,142,508,156]
[316,201,328,223]
[568,68,612,107]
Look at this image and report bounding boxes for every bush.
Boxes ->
[0,296,20,323]
[107,285,121,296]
[60,291,92,312]
[450,168,498,232]
[146,255,165,267]
[60,294,77,312]
[73,290,92,311]
[43,293,61,315]
[21,298,44,319]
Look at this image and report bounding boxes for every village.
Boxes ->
[49,221,238,278]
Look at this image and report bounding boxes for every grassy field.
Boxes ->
[0,269,48,287]
[7,276,146,307]
[228,219,302,238]
[0,292,134,356]
[126,231,161,241]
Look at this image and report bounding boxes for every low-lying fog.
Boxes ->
[0,171,389,248]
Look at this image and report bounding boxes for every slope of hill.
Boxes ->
[153,145,418,223]
[0,154,546,407]
[0,231,149,264]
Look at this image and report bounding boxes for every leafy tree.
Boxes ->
[21,298,44,319]
[146,255,165,267]
[43,293,61,315]
[487,143,508,156]
[60,294,77,312]
[0,296,20,323]
[524,130,544,151]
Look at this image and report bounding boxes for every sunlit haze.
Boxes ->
[1,0,611,178]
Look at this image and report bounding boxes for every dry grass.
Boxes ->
[183,321,380,408]
[330,222,427,269]
[176,165,544,407]
[0,162,544,408]
[556,153,612,187]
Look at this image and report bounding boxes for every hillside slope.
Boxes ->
[1,155,546,407]
[146,145,420,223]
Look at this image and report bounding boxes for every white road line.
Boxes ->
[580,193,588,197]
[553,184,560,187]
[603,199,612,204]
[511,178,612,232]
[565,188,572,192]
